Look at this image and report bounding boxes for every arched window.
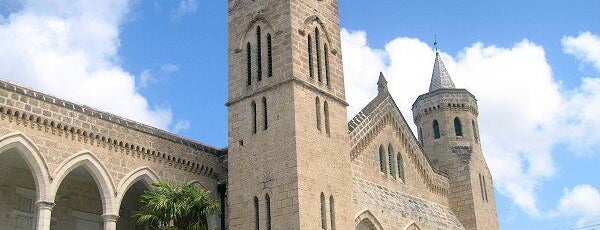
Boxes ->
[308,35,314,79]
[433,120,441,139]
[472,120,479,142]
[324,44,330,86]
[418,127,423,144]
[247,42,252,85]
[254,196,260,230]
[256,26,263,81]
[454,117,463,137]
[321,192,327,229]
[315,28,322,83]
[316,97,321,131]
[397,152,404,180]
[265,193,272,230]
[388,144,395,177]
[252,101,257,134]
[324,101,330,135]
[483,175,489,202]
[329,195,336,230]
[262,97,268,130]
[479,174,484,201]
[267,33,273,77]
[379,145,386,174]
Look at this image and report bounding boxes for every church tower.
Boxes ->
[412,52,499,230]
[226,0,353,229]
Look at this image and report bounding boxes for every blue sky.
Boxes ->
[1,1,600,229]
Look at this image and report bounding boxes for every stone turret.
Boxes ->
[412,52,499,230]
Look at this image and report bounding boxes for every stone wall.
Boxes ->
[227,0,354,229]
[0,79,226,230]
[349,90,461,229]
[353,178,463,230]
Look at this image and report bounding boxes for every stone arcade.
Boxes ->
[0,0,498,229]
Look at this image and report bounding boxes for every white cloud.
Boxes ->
[172,0,198,19]
[341,29,600,217]
[139,69,154,88]
[139,64,179,88]
[0,0,174,130]
[340,29,386,116]
[559,32,600,156]
[553,185,600,226]
[173,120,191,133]
[562,32,600,71]
[160,63,179,73]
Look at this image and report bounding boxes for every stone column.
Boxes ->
[102,214,119,230]
[35,201,55,230]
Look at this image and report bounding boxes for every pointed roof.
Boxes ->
[377,72,388,93]
[428,52,455,92]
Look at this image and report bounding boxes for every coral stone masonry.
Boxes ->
[0,1,498,230]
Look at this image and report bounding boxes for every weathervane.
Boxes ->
[434,35,439,53]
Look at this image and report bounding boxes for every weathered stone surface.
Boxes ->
[0,1,499,230]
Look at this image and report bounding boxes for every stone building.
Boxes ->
[0,0,498,229]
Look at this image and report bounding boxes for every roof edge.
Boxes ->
[0,78,228,156]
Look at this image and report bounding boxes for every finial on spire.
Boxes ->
[377,72,388,93]
[434,35,439,53]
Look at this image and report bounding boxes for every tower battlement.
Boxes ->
[412,89,479,124]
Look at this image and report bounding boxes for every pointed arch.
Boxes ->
[454,117,463,137]
[316,97,322,131]
[50,151,116,215]
[329,195,336,230]
[472,119,479,142]
[247,42,252,85]
[114,167,159,213]
[308,34,314,79]
[256,26,263,81]
[267,33,273,77]
[265,193,272,230]
[315,27,322,82]
[252,100,257,134]
[387,144,395,177]
[324,100,330,135]
[188,180,208,190]
[262,97,268,130]
[237,16,275,51]
[324,43,330,86]
[433,120,441,139]
[301,15,334,48]
[397,152,405,181]
[354,210,383,230]
[0,132,51,201]
[404,222,422,230]
[254,196,260,230]
[320,192,327,229]
[378,145,386,174]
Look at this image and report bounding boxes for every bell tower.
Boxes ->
[412,52,499,230]
[226,0,353,229]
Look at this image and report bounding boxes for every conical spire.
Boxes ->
[429,52,455,92]
[377,72,388,93]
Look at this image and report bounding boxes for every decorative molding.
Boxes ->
[0,79,225,156]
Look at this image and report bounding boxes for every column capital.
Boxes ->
[101,214,120,222]
[36,201,55,210]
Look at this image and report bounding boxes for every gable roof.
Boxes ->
[348,74,447,177]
